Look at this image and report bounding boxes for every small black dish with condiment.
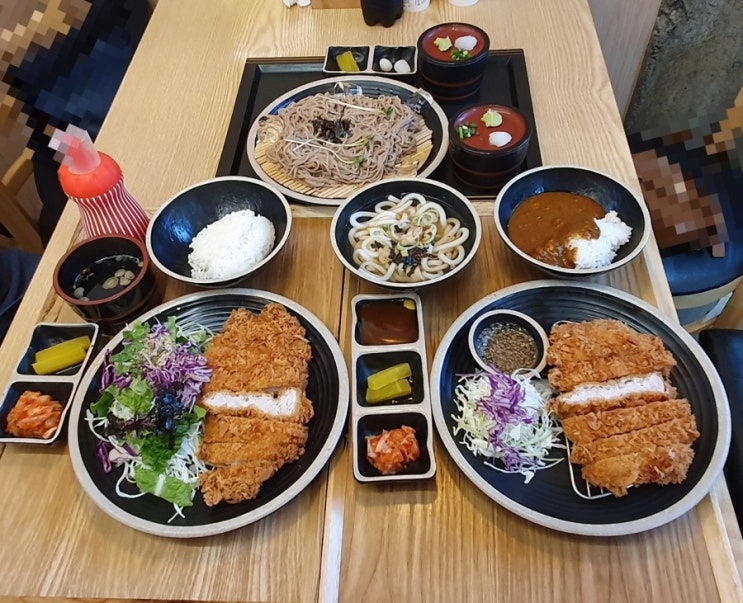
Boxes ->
[468,309,548,374]
[53,234,160,335]
[417,22,490,102]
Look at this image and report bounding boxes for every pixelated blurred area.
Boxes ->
[1,0,148,155]
[629,88,743,258]
[0,0,150,246]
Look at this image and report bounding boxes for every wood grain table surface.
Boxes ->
[0,1,741,602]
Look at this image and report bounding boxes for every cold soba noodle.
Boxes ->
[259,93,423,188]
[348,193,470,283]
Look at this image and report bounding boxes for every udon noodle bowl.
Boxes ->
[348,192,470,283]
[254,93,432,198]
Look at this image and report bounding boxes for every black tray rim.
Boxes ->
[217,50,542,201]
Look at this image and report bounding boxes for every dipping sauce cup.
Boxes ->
[417,22,490,102]
[449,103,532,189]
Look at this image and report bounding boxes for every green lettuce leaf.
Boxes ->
[134,467,194,508]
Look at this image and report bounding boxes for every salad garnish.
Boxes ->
[86,317,212,520]
[452,367,564,483]
[457,122,478,140]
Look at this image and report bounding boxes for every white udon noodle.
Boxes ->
[348,193,470,283]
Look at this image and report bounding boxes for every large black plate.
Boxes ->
[218,51,542,200]
[430,281,731,536]
[68,289,349,537]
[245,75,449,205]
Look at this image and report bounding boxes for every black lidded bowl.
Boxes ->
[494,165,651,278]
[417,22,490,103]
[146,176,292,289]
[449,104,533,189]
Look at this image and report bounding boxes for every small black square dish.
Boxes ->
[356,350,424,407]
[354,411,434,481]
[0,381,75,444]
[323,46,370,74]
[15,323,99,377]
[371,45,417,79]
[354,297,420,346]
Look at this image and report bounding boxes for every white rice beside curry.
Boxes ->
[188,209,275,279]
[568,210,632,270]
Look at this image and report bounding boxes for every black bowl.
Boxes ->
[53,234,159,335]
[146,177,292,288]
[449,104,533,189]
[330,178,482,290]
[494,165,651,277]
[417,22,490,102]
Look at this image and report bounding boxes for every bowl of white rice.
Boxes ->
[146,176,292,287]
[494,165,650,278]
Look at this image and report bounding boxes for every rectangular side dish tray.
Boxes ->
[0,322,99,444]
[218,50,542,200]
[351,293,436,482]
[323,45,417,81]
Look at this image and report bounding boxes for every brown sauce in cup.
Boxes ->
[507,192,604,268]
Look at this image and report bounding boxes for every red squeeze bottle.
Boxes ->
[50,125,149,241]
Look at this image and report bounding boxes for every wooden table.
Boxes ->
[1,1,741,601]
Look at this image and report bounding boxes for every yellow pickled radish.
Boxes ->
[34,335,91,362]
[367,362,412,391]
[336,50,360,72]
[366,378,412,404]
[33,345,87,375]
[403,299,416,311]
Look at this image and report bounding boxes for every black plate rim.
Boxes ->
[430,279,732,536]
[67,288,349,538]
[245,75,450,206]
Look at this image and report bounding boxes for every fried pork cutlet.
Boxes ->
[561,399,692,445]
[200,460,279,506]
[547,319,676,392]
[551,372,676,419]
[199,415,307,466]
[199,388,314,424]
[203,304,312,394]
[569,415,699,465]
[197,303,315,507]
[581,443,695,497]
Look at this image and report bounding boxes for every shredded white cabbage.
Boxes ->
[452,368,564,483]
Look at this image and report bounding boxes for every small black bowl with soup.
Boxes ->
[448,104,532,189]
[53,234,160,335]
[494,165,651,278]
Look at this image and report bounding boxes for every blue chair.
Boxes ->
[629,89,743,332]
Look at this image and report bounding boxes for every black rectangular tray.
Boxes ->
[218,50,542,200]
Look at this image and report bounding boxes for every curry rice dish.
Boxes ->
[197,304,314,506]
[547,319,699,497]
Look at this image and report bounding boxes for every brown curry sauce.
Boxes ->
[507,192,605,268]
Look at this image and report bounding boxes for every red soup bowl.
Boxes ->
[448,103,532,189]
[417,22,490,103]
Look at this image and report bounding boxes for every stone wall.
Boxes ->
[625,0,742,133]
